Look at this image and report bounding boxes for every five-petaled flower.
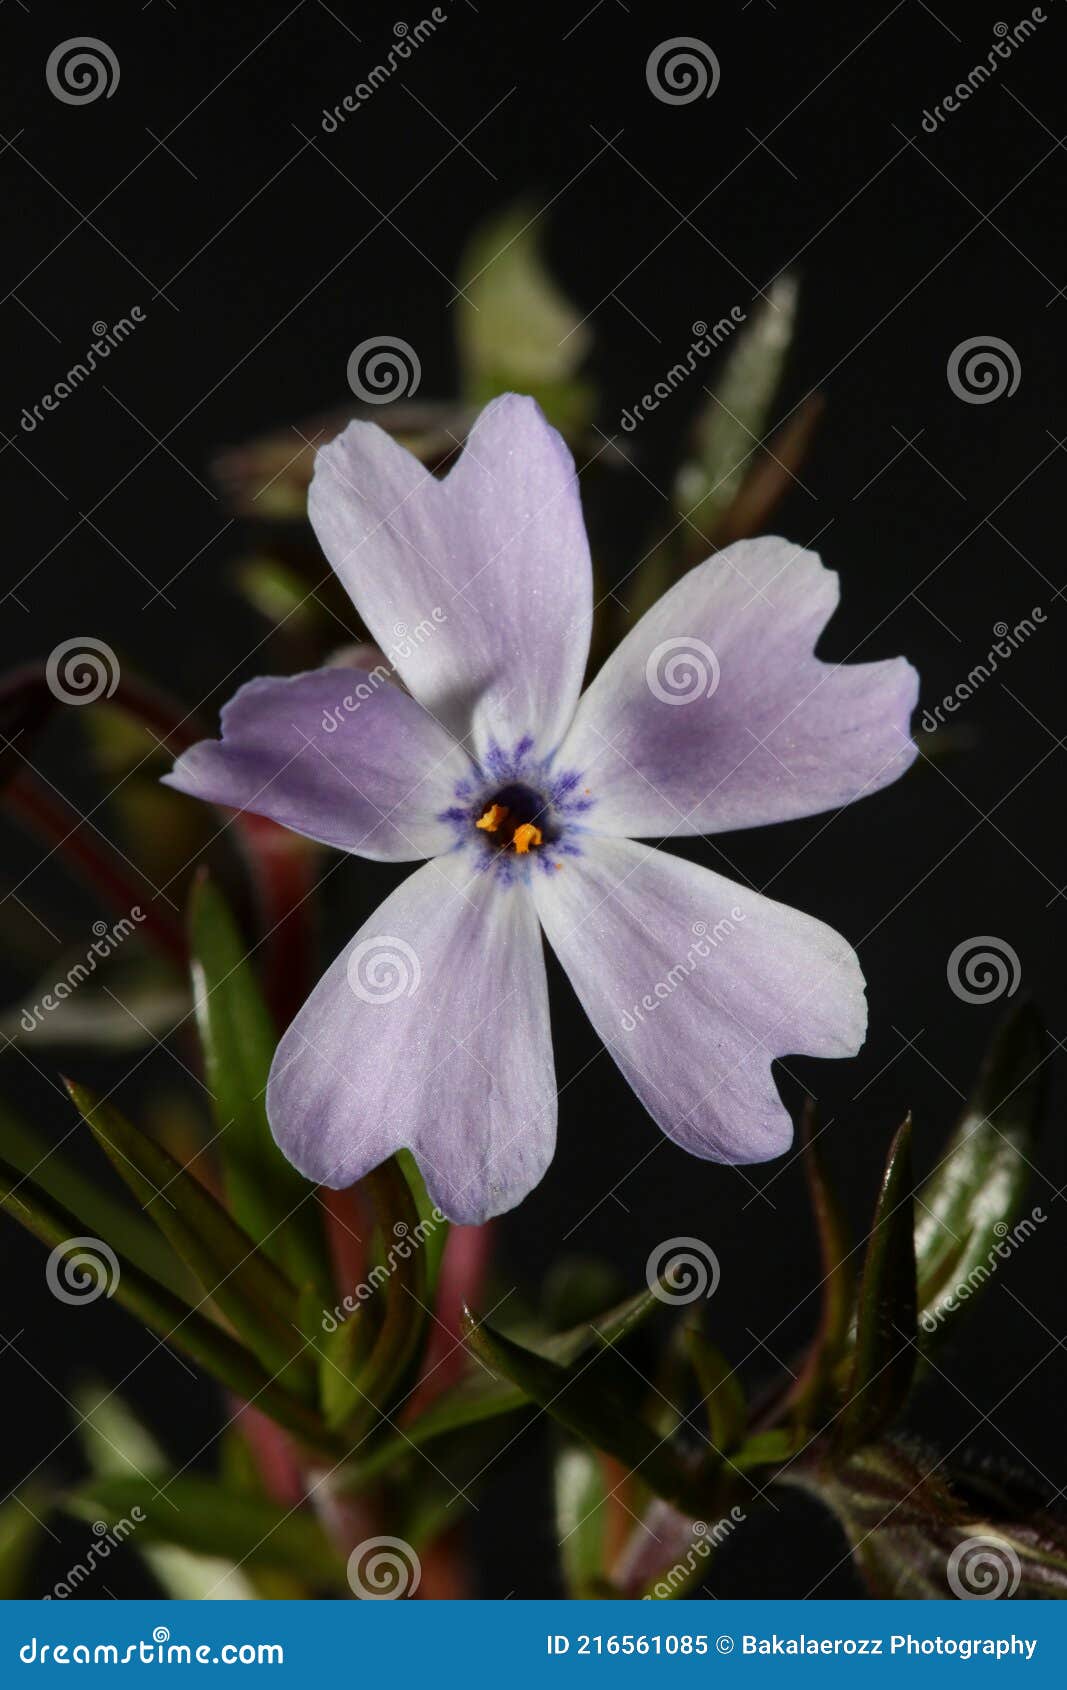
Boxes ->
[165,395,918,1224]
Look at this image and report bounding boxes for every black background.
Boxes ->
[1,0,1065,1598]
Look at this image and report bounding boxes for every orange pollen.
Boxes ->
[476,803,509,833]
[512,822,543,855]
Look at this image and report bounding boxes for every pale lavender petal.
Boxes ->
[560,538,918,838]
[308,393,592,759]
[163,668,469,860]
[533,836,865,1163]
[266,851,556,1225]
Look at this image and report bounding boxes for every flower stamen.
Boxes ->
[512,822,542,854]
[476,803,509,833]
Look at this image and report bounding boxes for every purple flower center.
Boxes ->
[438,736,596,881]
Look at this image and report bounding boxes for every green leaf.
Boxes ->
[0,1103,191,1301]
[65,1475,343,1586]
[836,1116,917,1453]
[0,1491,47,1597]
[555,1444,613,1598]
[338,1282,667,1493]
[66,1082,316,1400]
[188,873,331,1300]
[465,1313,704,1516]
[456,202,593,433]
[684,1324,746,1454]
[786,1101,855,1425]
[915,1004,1044,1336]
[673,274,798,552]
[0,1158,332,1451]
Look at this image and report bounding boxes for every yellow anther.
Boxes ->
[512,822,543,855]
[476,803,509,833]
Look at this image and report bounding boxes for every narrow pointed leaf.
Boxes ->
[837,1117,917,1452]
[0,1104,191,1300]
[395,1148,448,1296]
[335,1159,430,1434]
[786,1101,855,1424]
[916,1004,1044,1335]
[465,1314,704,1516]
[684,1325,746,1454]
[66,1082,315,1399]
[0,1159,332,1451]
[338,1283,667,1493]
[188,873,331,1301]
